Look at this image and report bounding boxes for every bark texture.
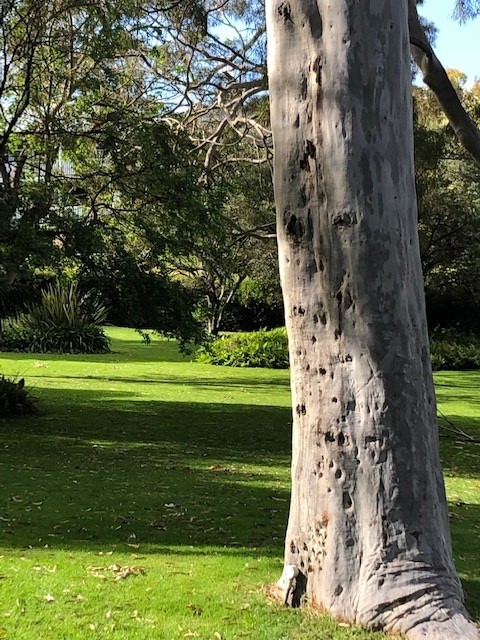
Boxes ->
[266,0,479,637]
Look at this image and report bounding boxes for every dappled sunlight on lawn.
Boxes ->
[0,328,479,634]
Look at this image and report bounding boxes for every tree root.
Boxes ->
[270,564,479,639]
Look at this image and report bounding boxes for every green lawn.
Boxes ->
[0,327,478,639]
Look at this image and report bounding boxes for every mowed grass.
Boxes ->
[0,327,478,640]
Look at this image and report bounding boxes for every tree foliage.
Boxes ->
[2,0,480,344]
[453,0,480,22]
[0,0,216,341]
[414,77,480,331]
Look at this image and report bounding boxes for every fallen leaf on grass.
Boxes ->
[65,593,87,603]
[114,565,145,580]
[16,598,26,615]
[448,511,465,521]
[86,564,145,581]
[76,594,86,601]
[33,565,57,574]
[86,568,107,580]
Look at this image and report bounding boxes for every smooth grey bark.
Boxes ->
[266,0,479,638]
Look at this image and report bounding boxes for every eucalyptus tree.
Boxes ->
[409,0,480,163]
[154,10,480,634]
[143,0,480,632]
[266,1,478,639]
[155,0,480,168]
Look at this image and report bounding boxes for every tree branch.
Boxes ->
[408,0,480,164]
[437,409,480,444]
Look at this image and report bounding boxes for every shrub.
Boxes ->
[0,324,110,354]
[0,376,36,418]
[197,326,480,372]
[0,282,110,354]
[25,281,108,329]
[196,327,289,368]
[430,331,480,371]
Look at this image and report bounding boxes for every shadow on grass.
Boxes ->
[0,433,291,555]
[462,578,480,620]
[12,386,293,456]
[435,371,480,405]
[0,385,478,621]
[437,392,480,405]
[0,338,194,365]
[0,386,293,557]
[449,503,480,618]
[23,373,291,391]
[439,414,480,479]
[435,371,480,389]
[9,385,478,477]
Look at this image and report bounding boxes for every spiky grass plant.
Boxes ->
[0,282,110,353]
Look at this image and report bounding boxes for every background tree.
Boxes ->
[0,0,146,296]
[0,0,214,341]
[414,76,480,332]
[174,127,277,334]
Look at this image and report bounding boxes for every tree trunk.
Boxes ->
[265,1,478,638]
[207,295,222,335]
